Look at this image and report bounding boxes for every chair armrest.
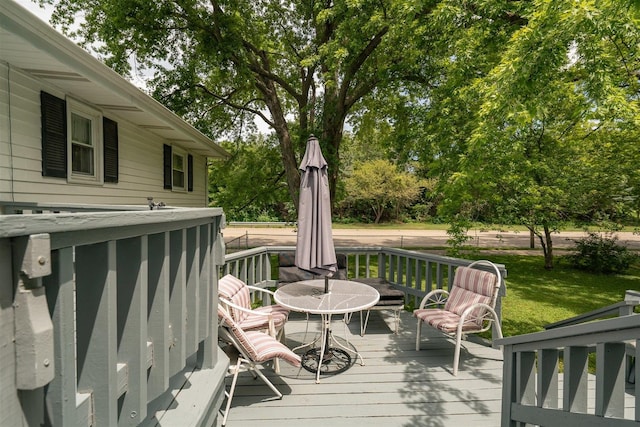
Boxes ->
[418,289,449,309]
[218,297,276,336]
[458,303,499,330]
[219,297,273,318]
[246,285,276,297]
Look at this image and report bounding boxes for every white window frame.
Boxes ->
[172,147,187,191]
[66,98,103,184]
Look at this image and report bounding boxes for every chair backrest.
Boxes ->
[218,304,260,360]
[444,264,500,327]
[218,274,252,322]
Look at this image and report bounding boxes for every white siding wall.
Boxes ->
[0,61,209,208]
[0,62,13,200]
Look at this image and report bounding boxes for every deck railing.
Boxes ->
[223,245,507,336]
[497,314,640,426]
[1,205,228,426]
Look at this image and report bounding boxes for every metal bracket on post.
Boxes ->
[14,233,55,390]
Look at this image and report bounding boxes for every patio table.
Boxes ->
[274,279,379,382]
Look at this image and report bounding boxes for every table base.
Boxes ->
[300,347,351,376]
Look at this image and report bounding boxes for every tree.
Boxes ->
[208,134,291,221]
[42,0,445,213]
[437,0,640,269]
[344,159,424,223]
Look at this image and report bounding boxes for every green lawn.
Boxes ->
[474,254,640,338]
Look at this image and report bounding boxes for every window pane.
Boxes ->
[71,113,92,146]
[173,170,185,188]
[173,153,184,171]
[72,144,94,174]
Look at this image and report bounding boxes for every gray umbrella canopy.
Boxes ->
[295,135,337,277]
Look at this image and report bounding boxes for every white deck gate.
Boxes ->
[0,206,228,426]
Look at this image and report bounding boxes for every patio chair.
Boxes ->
[413,260,503,376]
[218,274,290,342]
[218,304,301,427]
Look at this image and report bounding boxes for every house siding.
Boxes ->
[0,61,209,208]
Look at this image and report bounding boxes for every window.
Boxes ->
[172,151,186,190]
[40,91,118,183]
[163,144,194,192]
[70,112,95,175]
[67,99,101,182]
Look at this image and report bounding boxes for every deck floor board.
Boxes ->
[218,310,505,427]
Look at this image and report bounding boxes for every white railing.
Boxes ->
[223,245,507,334]
[497,315,640,426]
[1,206,228,426]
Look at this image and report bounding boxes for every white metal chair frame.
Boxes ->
[415,260,503,376]
[218,304,300,427]
[218,294,284,340]
[218,275,289,342]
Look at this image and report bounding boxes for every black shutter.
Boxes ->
[163,144,172,189]
[103,117,119,183]
[187,154,193,192]
[40,91,67,178]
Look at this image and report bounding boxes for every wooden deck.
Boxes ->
[218,310,504,426]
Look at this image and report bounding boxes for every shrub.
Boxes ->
[565,232,638,274]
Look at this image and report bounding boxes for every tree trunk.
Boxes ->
[529,229,535,249]
[258,77,301,212]
[542,225,554,269]
[529,224,554,269]
[320,92,346,212]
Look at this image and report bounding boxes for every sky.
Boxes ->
[15,0,54,25]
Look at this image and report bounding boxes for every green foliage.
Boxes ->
[432,0,640,268]
[43,0,447,210]
[343,159,425,223]
[40,0,640,237]
[564,232,639,274]
[208,135,293,222]
[445,216,474,257]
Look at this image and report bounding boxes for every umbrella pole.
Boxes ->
[324,275,329,293]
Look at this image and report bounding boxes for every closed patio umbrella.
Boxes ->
[295,135,337,292]
[294,135,351,377]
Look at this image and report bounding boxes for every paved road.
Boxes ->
[223,225,640,251]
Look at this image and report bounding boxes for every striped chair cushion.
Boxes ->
[218,307,300,367]
[219,274,252,323]
[242,331,301,367]
[237,305,289,331]
[414,309,483,333]
[443,267,496,327]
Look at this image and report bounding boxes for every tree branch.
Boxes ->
[196,83,274,127]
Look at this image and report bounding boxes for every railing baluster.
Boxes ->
[435,263,443,290]
[538,349,559,409]
[147,232,170,400]
[563,346,589,414]
[185,226,200,356]
[43,247,78,426]
[636,339,640,421]
[169,229,187,376]
[198,224,211,344]
[501,345,516,427]
[116,236,148,425]
[76,241,118,426]
[516,351,536,414]
[595,342,626,418]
